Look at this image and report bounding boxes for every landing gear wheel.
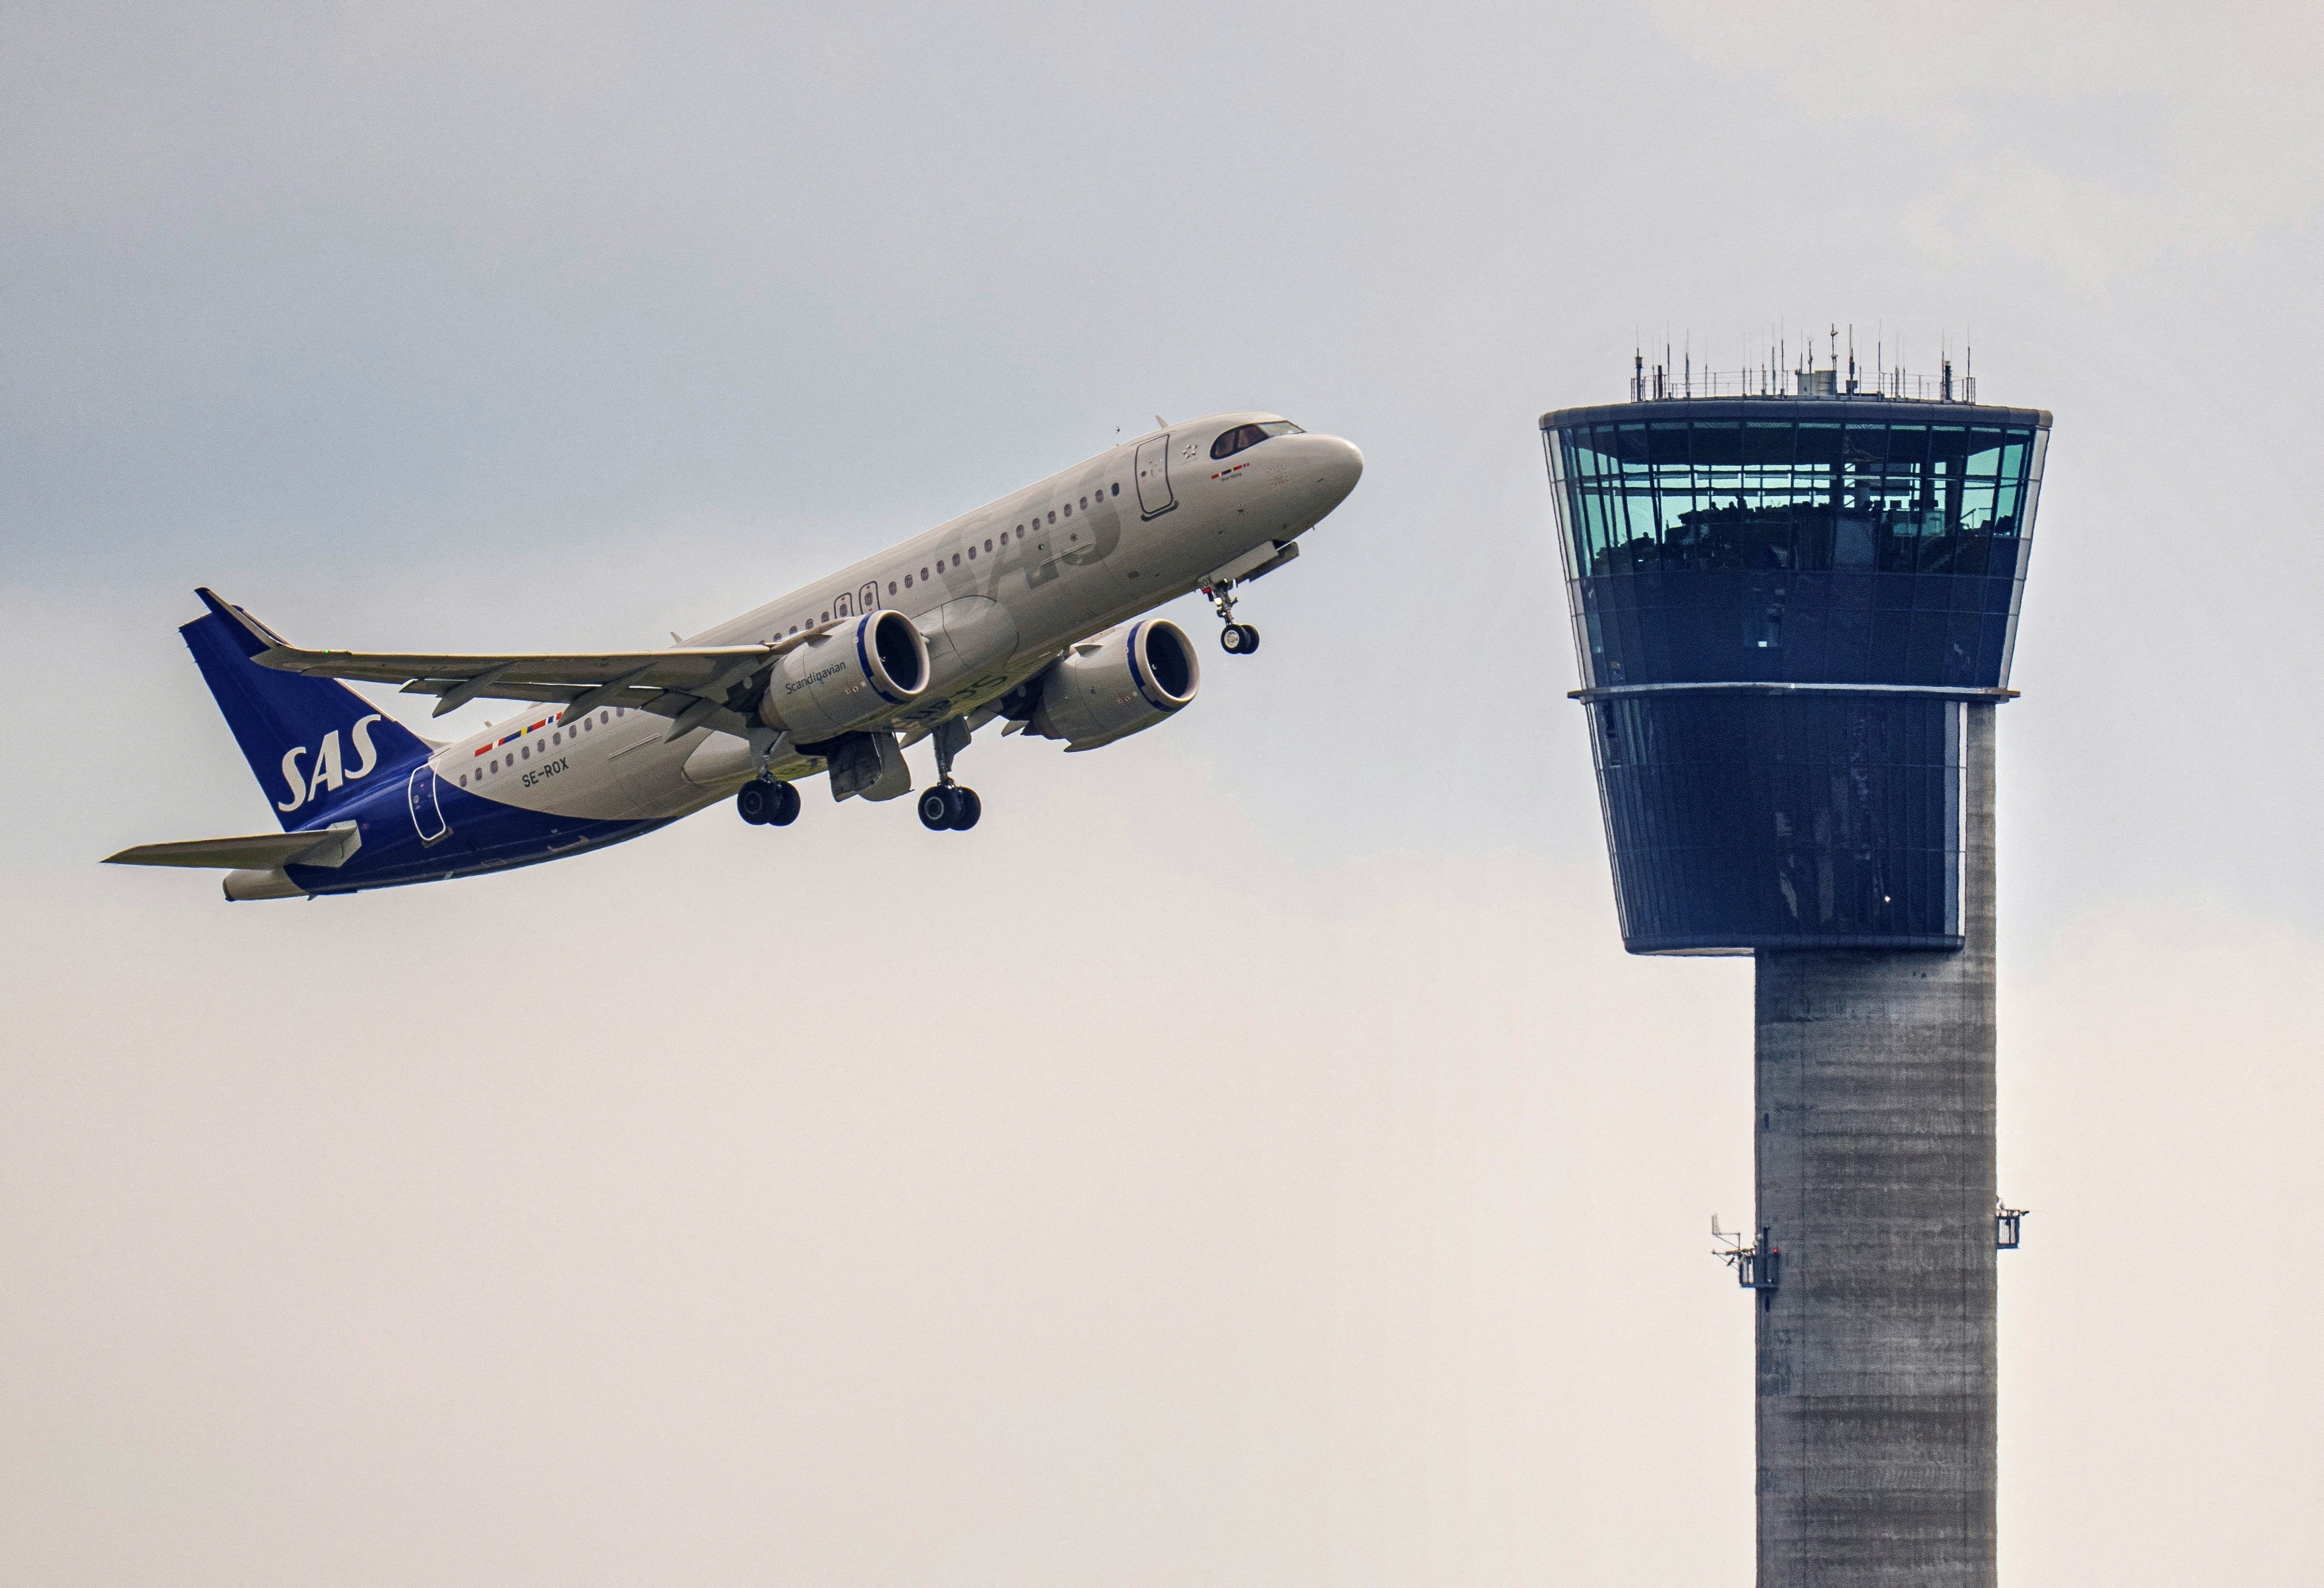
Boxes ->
[918,785,982,831]
[769,781,801,826]
[1221,623,1260,655]
[736,781,774,825]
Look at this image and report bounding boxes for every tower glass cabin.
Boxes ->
[1541,397,2050,953]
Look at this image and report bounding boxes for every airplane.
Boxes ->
[105,413,1364,900]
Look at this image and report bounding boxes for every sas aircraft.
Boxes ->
[106,415,1363,900]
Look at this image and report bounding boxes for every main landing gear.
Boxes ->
[919,715,982,832]
[1203,580,1261,655]
[736,778,801,827]
[917,784,981,831]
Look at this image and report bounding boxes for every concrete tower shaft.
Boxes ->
[1754,706,1997,1585]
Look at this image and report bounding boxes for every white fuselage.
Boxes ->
[431,414,1362,830]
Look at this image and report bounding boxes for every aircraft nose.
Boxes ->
[1310,435,1364,510]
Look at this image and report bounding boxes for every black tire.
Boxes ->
[736,782,772,824]
[1238,623,1261,653]
[1220,624,1248,654]
[918,787,954,830]
[948,787,982,830]
[770,781,802,826]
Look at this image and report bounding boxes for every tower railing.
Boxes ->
[1627,366,1977,403]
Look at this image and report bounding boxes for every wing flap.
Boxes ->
[193,591,870,724]
[193,588,853,716]
[290,647,773,692]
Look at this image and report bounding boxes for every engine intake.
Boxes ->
[758,610,930,741]
[1026,618,1201,751]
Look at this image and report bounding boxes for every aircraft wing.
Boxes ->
[196,588,820,729]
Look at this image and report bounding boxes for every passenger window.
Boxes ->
[599,712,609,724]
[458,773,467,786]
[889,580,898,594]
[952,553,961,566]
[984,538,993,552]
[821,610,830,622]
[489,760,497,773]
[1047,510,1056,524]
[968,545,976,559]
[1063,503,1073,517]
[922,566,931,579]
[584,718,593,731]
[1080,495,1088,509]
[1111,482,1120,496]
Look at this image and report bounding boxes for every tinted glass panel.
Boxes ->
[1544,412,2044,689]
[1591,694,1965,952]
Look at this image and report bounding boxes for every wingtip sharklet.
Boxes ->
[192,587,296,659]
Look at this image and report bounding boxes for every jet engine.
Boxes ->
[1022,618,1201,751]
[757,610,930,741]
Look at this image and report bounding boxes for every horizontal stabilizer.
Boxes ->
[104,822,362,871]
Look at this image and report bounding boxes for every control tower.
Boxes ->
[1540,349,2049,1586]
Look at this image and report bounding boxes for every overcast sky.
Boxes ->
[4,3,2321,1583]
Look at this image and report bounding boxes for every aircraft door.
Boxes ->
[860,581,879,612]
[834,590,854,618]
[407,765,449,846]
[1135,434,1176,518]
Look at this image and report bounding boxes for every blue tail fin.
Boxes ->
[182,589,432,830]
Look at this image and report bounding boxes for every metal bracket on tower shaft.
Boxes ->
[1714,1218,1781,1303]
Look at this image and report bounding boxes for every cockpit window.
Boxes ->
[1210,420,1305,460]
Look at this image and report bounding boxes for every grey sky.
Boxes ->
[4,3,2320,1583]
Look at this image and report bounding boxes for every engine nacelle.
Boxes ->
[757,610,930,741]
[1027,618,1201,751]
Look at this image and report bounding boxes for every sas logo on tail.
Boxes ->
[277,714,387,812]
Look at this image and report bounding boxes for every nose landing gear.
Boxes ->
[1203,580,1261,655]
